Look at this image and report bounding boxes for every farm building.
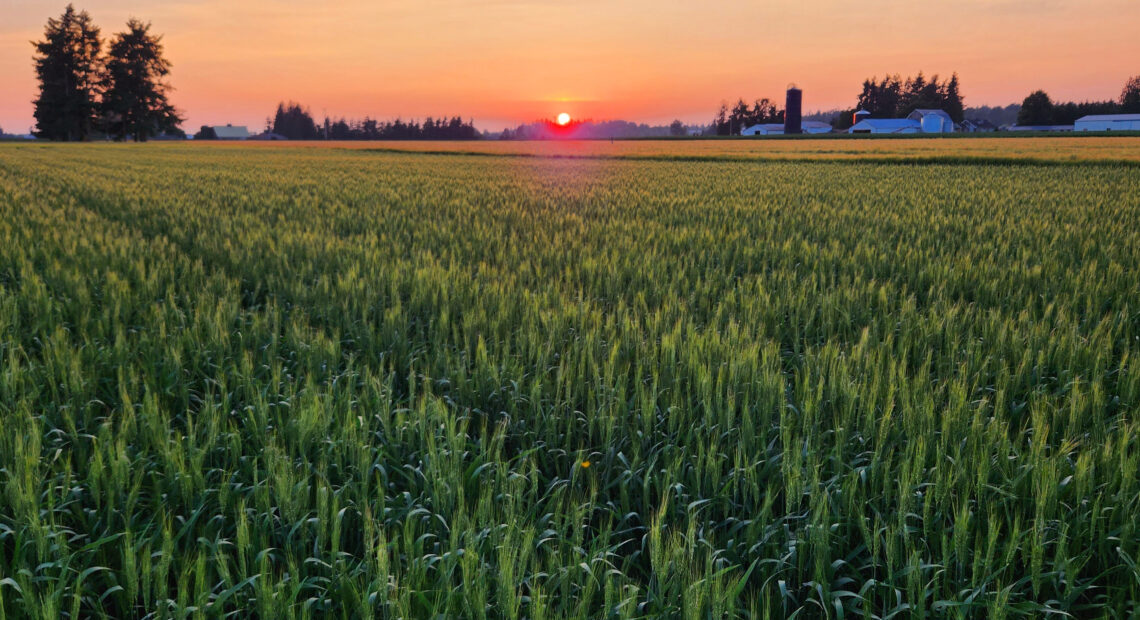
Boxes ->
[211,124,250,139]
[849,118,921,134]
[1006,125,1074,132]
[960,119,998,132]
[906,109,954,133]
[741,123,785,136]
[742,121,832,136]
[1074,114,1140,132]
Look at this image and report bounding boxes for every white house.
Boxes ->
[211,124,250,139]
[1074,114,1140,132]
[741,123,784,136]
[849,118,921,134]
[906,109,954,133]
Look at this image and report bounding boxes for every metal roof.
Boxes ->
[211,125,250,139]
[852,119,920,128]
[1076,114,1140,122]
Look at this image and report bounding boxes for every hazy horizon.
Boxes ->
[2,0,1138,134]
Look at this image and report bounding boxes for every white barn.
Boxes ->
[742,121,833,136]
[906,109,954,133]
[802,121,833,134]
[741,123,784,136]
[1074,114,1140,132]
[849,118,921,134]
[211,124,250,139]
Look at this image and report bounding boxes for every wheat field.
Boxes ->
[1,141,1138,618]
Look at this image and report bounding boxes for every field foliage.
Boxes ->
[1,143,1139,618]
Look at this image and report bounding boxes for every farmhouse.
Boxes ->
[1074,114,1140,132]
[211,124,250,139]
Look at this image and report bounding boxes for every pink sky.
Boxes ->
[2,0,1139,134]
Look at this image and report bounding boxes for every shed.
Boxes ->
[849,118,921,134]
[211,124,250,140]
[802,121,833,134]
[1007,125,1074,132]
[906,109,954,133]
[741,123,784,136]
[1074,114,1140,132]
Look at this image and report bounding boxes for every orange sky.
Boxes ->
[2,0,1139,134]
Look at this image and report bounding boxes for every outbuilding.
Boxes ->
[802,121,833,134]
[849,118,921,134]
[906,109,954,133]
[1074,114,1140,132]
[211,124,250,139]
[741,123,785,136]
[1006,125,1074,132]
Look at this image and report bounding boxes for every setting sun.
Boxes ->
[556,112,570,126]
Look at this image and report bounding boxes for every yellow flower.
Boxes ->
[581,461,591,469]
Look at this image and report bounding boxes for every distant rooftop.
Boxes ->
[1076,114,1140,122]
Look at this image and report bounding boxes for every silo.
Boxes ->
[784,85,803,134]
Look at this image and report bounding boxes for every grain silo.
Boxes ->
[784,85,802,134]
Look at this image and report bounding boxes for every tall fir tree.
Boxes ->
[100,19,182,141]
[31,5,103,141]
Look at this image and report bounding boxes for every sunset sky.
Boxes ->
[2,0,1139,134]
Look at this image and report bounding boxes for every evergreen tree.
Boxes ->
[1017,90,1054,126]
[100,19,182,141]
[1121,75,1140,113]
[943,73,965,123]
[31,5,103,141]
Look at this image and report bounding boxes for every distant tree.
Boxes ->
[1121,75,1140,113]
[100,20,182,141]
[857,75,902,117]
[31,5,103,141]
[194,125,217,140]
[1017,90,1054,125]
[730,99,750,134]
[273,102,319,139]
[854,73,963,120]
[831,109,857,130]
[713,102,730,136]
[669,119,686,136]
[943,73,964,123]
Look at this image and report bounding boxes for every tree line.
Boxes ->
[200,102,479,140]
[1017,76,1140,126]
[710,98,782,136]
[31,5,181,141]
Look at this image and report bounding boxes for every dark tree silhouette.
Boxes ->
[194,125,217,140]
[31,5,103,141]
[273,102,320,140]
[669,120,686,136]
[1017,90,1054,125]
[1121,75,1140,113]
[100,19,182,141]
[943,74,964,122]
[855,73,963,121]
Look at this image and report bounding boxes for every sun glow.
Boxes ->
[556,112,571,125]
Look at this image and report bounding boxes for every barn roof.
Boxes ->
[211,125,250,139]
[852,118,920,129]
[1076,114,1140,122]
